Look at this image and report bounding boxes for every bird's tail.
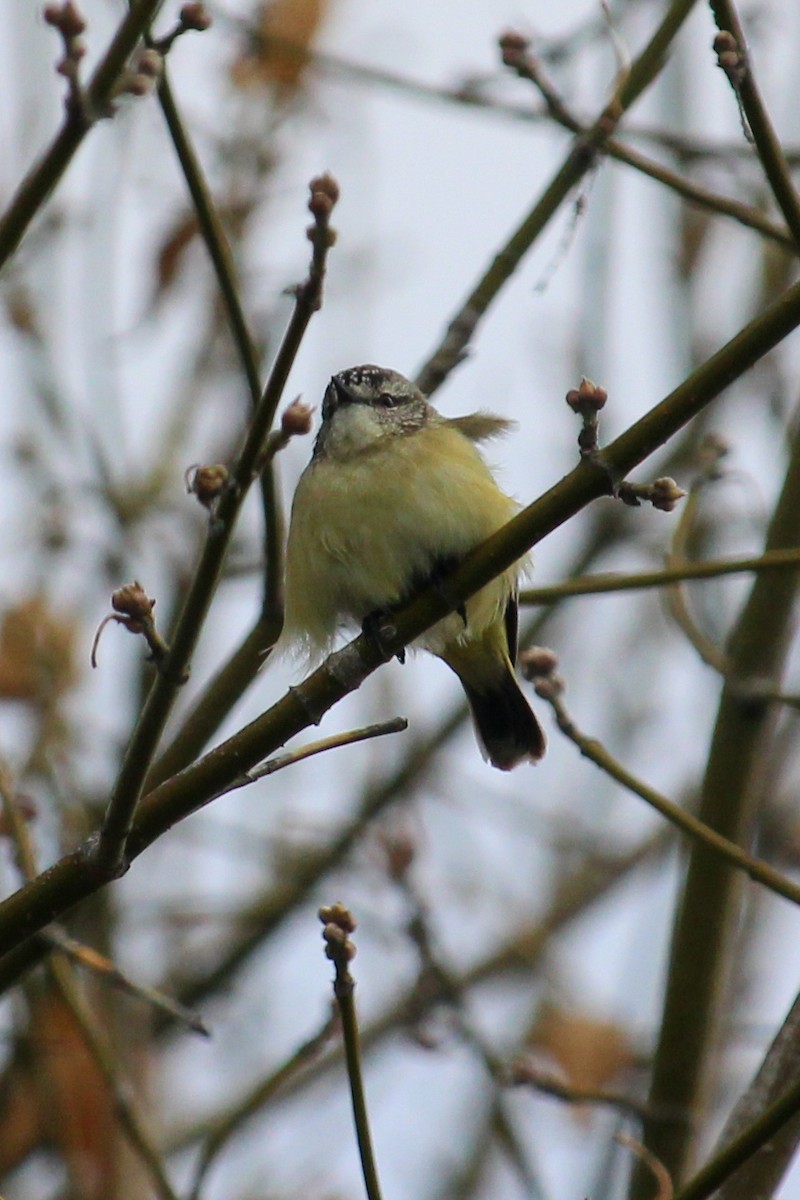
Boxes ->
[443,638,546,770]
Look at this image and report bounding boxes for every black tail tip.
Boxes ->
[463,677,547,771]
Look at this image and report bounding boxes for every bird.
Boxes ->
[278,364,546,770]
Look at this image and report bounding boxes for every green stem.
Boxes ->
[550,696,800,908]
[337,982,384,1200]
[709,0,800,250]
[634,416,800,1190]
[94,189,335,874]
[521,547,800,603]
[416,0,700,394]
[673,1074,800,1200]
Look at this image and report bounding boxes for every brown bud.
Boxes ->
[44,1,86,37]
[281,399,314,437]
[308,173,340,222]
[519,645,560,681]
[698,432,730,461]
[713,31,745,81]
[322,922,357,963]
[111,582,155,624]
[696,432,730,480]
[318,901,357,933]
[382,832,415,882]
[498,30,530,68]
[63,36,85,60]
[718,49,741,71]
[323,923,348,949]
[713,30,738,54]
[533,674,565,702]
[0,792,37,835]
[650,477,687,512]
[566,376,608,413]
[123,74,153,97]
[179,2,212,31]
[186,463,229,508]
[135,48,163,79]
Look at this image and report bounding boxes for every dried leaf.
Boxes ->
[0,990,116,1194]
[152,211,200,303]
[4,285,40,339]
[527,1002,635,1120]
[30,991,117,1199]
[0,596,77,704]
[230,0,329,93]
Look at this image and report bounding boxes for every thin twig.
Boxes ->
[4,254,800,965]
[500,30,793,250]
[93,175,339,877]
[520,547,800,604]
[618,1132,674,1200]
[710,989,800,1200]
[154,70,262,409]
[162,828,670,1155]
[46,954,182,1200]
[415,0,701,395]
[188,1008,338,1200]
[665,484,729,673]
[319,905,384,1200]
[673,1074,800,1200]
[43,927,209,1036]
[634,412,800,1191]
[536,684,800,909]
[509,1061,652,1122]
[0,0,167,272]
[153,68,288,612]
[253,29,800,172]
[710,0,800,250]
[222,718,409,791]
[0,764,180,1200]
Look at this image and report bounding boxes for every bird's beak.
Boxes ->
[331,375,355,405]
[321,374,357,422]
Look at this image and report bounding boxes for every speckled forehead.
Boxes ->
[335,364,396,392]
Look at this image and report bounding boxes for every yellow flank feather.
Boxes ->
[276,363,546,768]
[281,422,521,658]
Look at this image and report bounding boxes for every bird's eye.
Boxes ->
[376,392,397,407]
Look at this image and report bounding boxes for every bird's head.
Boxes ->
[314,365,434,459]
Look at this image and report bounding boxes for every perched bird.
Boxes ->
[279,365,546,770]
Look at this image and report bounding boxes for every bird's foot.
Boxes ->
[362,609,406,664]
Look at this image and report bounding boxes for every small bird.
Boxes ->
[279,365,546,770]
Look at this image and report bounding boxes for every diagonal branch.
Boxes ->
[635,413,800,1191]
[710,0,800,250]
[416,0,701,394]
[2,256,800,970]
[92,176,338,876]
[0,0,167,272]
